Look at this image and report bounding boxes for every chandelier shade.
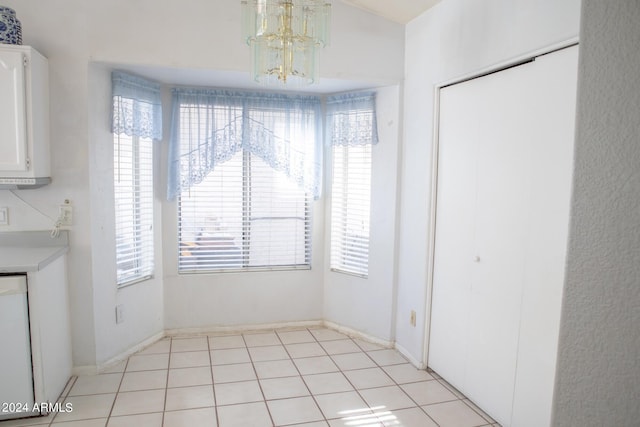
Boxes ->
[241,0,331,86]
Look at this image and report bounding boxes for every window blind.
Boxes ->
[173,93,315,273]
[330,144,372,276]
[178,151,311,272]
[327,92,377,277]
[114,132,154,285]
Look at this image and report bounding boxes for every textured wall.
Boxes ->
[553,1,640,425]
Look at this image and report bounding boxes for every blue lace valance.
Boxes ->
[167,88,322,201]
[112,71,163,140]
[326,91,378,146]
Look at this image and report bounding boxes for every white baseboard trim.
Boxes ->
[322,320,394,348]
[164,319,324,337]
[93,331,165,374]
[395,342,426,369]
[72,365,98,376]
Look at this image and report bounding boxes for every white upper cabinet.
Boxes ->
[0,45,50,184]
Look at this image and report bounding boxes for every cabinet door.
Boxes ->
[0,50,28,172]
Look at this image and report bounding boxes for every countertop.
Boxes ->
[0,231,69,273]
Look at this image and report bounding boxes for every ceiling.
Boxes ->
[341,0,441,24]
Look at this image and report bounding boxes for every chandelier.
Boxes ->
[241,0,331,86]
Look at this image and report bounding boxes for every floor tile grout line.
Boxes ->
[104,352,129,425]
[158,336,172,427]
[46,375,77,426]
[205,333,220,427]
[242,330,276,427]
[273,327,329,425]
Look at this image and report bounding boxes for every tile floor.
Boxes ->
[2,327,500,427]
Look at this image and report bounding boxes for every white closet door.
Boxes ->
[429,45,578,427]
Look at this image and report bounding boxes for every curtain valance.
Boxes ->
[112,71,163,140]
[167,88,322,201]
[326,91,378,146]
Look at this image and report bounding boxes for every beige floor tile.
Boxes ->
[107,412,163,427]
[243,332,281,347]
[212,363,257,383]
[214,380,264,406]
[111,389,165,417]
[248,345,289,362]
[267,396,324,426]
[165,385,215,412]
[210,348,251,366]
[51,419,107,426]
[344,367,395,390]
[169,350,211,369]
[119,370,167,392]
[216,401,272,427]
[310,329,349,341]
[303,372,354,395]
[277,329,316,344]
[168,366,213,388]
[162,407,217,427]
[137,339,171,355]
[382,364,434,384]
[319,339,362,355]
[331,352,377,371]
[171,337,209,353]
[329,419,383,427]
[126,354,169,372]
[314,391,371,420]
[463,399,496,423]
[381,407,438,427]
[286,342,327,358]
[260,376,310,399]
[422,400,488,427]
[294,356,340,375]
[401,381,457,406]
[209,335,245,350]
[367,350,408,366]
[54,393,116,422]
[359,385,417,411]
[353,339,386,352]
[68,373,122,396]
[253,359,299,379]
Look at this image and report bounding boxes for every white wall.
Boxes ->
[398,0,581,363]
[323,85,401,343]
[0,0,404,368]
[552,1,640,424]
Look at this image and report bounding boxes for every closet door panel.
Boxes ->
[511,45,578,427]
[464,62,536,422]
[428,79,481,391]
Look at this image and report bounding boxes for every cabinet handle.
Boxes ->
[473,256,481,263]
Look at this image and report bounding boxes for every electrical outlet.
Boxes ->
[58,201,73,226]
[410,310,417,327]
[115,304,124,324]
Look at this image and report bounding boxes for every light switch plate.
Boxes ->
[0,207,8,225]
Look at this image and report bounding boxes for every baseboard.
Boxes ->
[95,331,166,374]
[72,365,98,376]
[322,320,394,348]
[164,319,324,337]
[394,342,425,369]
